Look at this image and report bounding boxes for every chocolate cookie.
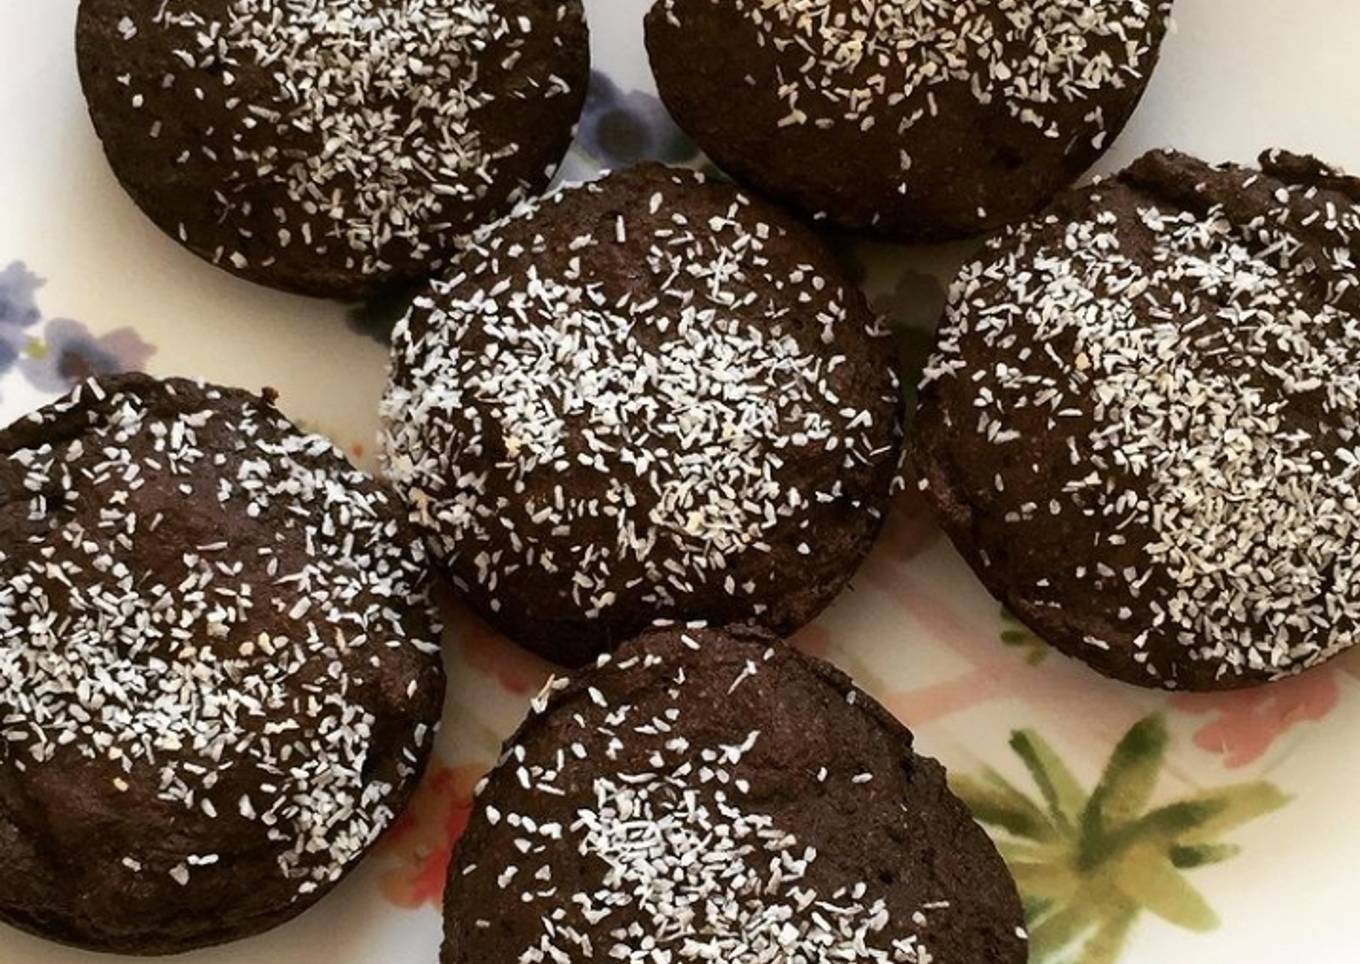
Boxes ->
[0,374,445,953]
[76,0,590,299]
[442,625,1027,963]
[913,149,1360,690]
[646,0,1172,241]
[380,164,903,666]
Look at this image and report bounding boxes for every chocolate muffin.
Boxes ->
[380,164,904,666]
[0,374,445,953]
[645,0,1173,241]
[76,0,590,299]
[913,149,1360,690]
[442,625,1028,963]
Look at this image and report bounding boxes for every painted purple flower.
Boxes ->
[0,261,45,382]
[577,71,701,167]
[18,318,156,393]
[0,261,43,331]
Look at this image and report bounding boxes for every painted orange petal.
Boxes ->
[1169,670,1340,768]
[882,666,1010,729]
[873,495,941,566]
[451,602,554,696]
[377,761,489,910]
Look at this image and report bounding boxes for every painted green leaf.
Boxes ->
[1169,843,1240,868]
[997,840,1064,865]
[950,770,1057,843]
[1028,897,1102,959]
[999,607,1049,665]
[957,713,1287,964]
[1175,782,1290,842]
[1006,858,1079,905]
[1103,799,1217,858]
[1079,904,1138,964]
[1081,715,1168,861]
[1123,781,1288,854]
[1114,843,1219,932]
[1023,895,1055,925]
[1011,729,1086,832]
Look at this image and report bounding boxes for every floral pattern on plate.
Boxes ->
[3,2,1359,962]
[953,716,1286,963]
[0,260,155,402]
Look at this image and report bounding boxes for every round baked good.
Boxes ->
[441,624,1028,963]
[0,373,445,953]
[913,149,1360,690]
[380,164,903,666]
[76,0,590,299]
[645,0,1173,241]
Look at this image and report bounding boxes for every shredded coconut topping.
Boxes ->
[380,168,900,627]
[109,0,583,277]
[0,377,441,892]
[921,150,1360,683]
[659,0,1170,156]
[455,638,938,962]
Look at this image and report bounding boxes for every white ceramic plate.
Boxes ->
[2,1,1358,961]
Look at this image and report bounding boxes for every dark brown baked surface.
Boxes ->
[441,625,1027,963]
[76,0,590,299]
[645,0,1172,242]
[381,164,904,666]
[912,149,1360,691]
[0,373,445,953]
